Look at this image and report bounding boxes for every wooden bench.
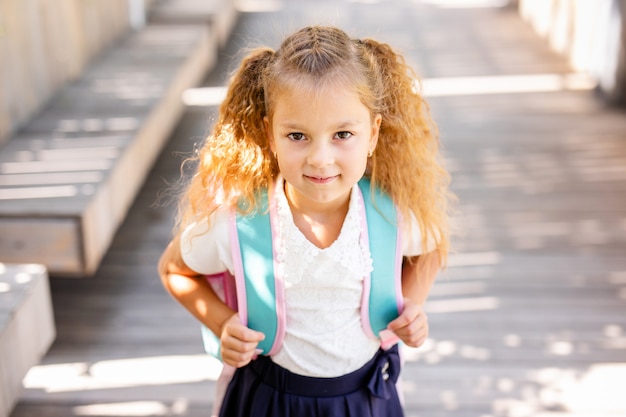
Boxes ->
[0,264,55,417]
[0,0,238,276]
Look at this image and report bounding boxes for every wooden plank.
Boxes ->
[0,219,82,272]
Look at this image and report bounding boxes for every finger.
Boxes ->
[403,325,429,347]
[396,319,429,347]
[241,328,266,343]
[223,320,265,343]
[227,320,266,342]
[222,331,265,354]
[387,302,422,331]
[221,335,264,368]
[393,317,425,339]
[408,330,429,348]
[221,347,257,368]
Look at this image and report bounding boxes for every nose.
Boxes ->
[306,140,334,168]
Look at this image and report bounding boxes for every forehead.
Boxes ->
[271,82,370,124]
[269,74,370,120]
[271,65,366,99]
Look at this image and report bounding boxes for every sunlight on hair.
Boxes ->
[421,73,597,97]
[23,355,223,393]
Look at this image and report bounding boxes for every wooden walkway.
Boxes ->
[10,1,626,416]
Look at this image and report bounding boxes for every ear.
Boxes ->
[369,113,382,152]
[264,116,275,154]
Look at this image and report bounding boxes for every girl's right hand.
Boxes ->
[220,313,266,368]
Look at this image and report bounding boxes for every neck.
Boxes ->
[283,182,350,221]
[283,182,351,249]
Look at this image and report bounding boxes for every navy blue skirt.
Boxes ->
[218,345,404,417]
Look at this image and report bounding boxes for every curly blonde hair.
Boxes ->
[176,26,452,263]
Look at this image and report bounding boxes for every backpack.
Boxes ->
[201,177,403,359]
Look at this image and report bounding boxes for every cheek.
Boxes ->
[348,140,371,158]
[273,143,296,168]
[273,139,288,160]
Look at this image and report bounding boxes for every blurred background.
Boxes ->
[1,0,626,416]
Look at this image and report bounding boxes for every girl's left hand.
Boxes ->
[387,298,429,348]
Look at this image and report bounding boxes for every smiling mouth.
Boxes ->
[305,175,338,184]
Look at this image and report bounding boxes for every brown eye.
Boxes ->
[335,131,352,140]
[287,132,306,142]
[288,132,306,141]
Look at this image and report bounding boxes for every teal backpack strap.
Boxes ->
[358,177,403,337]
[231,187,284,355]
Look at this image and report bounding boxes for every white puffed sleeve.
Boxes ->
[179,209,234,275]
[401,211,439,257]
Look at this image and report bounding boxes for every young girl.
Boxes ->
[159,25,451,417]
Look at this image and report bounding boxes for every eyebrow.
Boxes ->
[277,120,361,130]
[335,120,360,129]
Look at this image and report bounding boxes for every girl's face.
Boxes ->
[266,84,381,214]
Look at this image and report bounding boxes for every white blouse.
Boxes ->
[181,179,430,377]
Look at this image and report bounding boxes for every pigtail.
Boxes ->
[209,48,277,208]
[359,39,451,262]
[176,48,276,233]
